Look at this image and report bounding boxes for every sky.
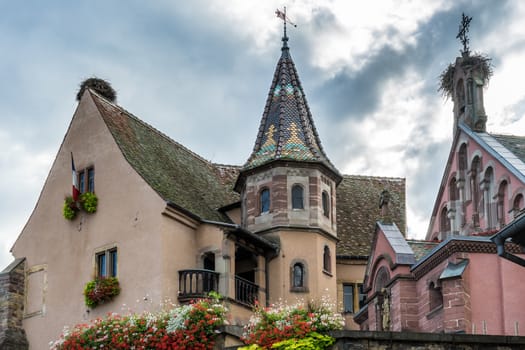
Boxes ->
[2,0,525,268]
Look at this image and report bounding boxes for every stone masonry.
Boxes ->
[0,258,29,349]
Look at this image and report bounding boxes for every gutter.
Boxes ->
[490,215,525,267]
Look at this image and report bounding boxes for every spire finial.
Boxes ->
[456,13,473,56]
[275,7,296,50]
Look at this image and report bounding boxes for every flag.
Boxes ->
[71,152,80,201]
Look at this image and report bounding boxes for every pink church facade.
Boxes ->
[356,40,525,335]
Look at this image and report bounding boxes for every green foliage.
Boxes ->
[272,332,335,350]
[83,277,120,308]
[80,192,98,213]
[63,196,78,220]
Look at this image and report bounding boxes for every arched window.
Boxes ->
[322,191,330,217]
[440,207,450,235]
[456,79,466,113]
[484,167,494,228]
[323,246,331,273]
[449,177,459,201]
[470,156,481,213]
[260,188,270,214]
[292,184,304,209]
[293,263,304,288]
[497,181,508,227]
[429,282,443,311]
[513,193,524,217]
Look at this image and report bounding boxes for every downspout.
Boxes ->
[491,216,525,267]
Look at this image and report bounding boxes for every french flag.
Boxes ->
[71,152,80,201]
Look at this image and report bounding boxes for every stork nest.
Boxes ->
[438,53,493,99]
[77,77,116,102]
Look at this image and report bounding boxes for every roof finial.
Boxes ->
[456,13,473,56]
[275,7,296,50]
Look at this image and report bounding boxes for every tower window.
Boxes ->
[323,246,331,274]
[260,188,270,214]
[293,263,304,287]
[292,184,304,209]
[322,191,330,217]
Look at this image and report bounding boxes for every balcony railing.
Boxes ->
[178,269,219,302]
[235,276,258,306]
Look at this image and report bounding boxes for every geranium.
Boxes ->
[50,294,227,349]
[83,277,121,308]
[240,296,344,349]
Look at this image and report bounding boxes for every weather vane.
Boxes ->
[275,6,297,43]
[456,12,472,55]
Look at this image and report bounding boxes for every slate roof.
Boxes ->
[491,133,525,164]
[337,175,406,257]
[91,91,241,222]
[244,36,337,174]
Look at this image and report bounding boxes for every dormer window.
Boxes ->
[260,188,270,214]
[322,191,330,217]
[292,184,304,209]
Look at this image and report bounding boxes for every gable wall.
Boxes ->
[428,131,525,240]
[11,94,171,348]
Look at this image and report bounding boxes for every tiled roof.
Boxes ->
[244,38,337,173]
[491,133,525,164]
[336,175,406,257]
[406,240,439,261]
[90,91,240,222]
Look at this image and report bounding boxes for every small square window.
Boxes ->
[96,248,117,278]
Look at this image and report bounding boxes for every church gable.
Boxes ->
[427,124,525,240]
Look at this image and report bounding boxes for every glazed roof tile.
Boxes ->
[337,175,406,257]
[406,240,439,261]
[90,90,240,222]
[244,39,337,173]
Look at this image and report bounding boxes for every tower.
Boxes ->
[235,20,342,304]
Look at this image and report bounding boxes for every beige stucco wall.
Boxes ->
[11,93,181,349]
[336,260,366,329]
[265,229,337,307]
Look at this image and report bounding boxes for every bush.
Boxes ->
[63,197,78,220]
[80,192,98,213]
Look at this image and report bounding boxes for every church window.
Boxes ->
[470,156,481,216]
[440,207,450,235]
[458,144,468,174]
[96,247,117,278]
[322,191,330,217]
[260,188,270,214]
[343,283,366,314]
[323,246,331,273]
[291,184,304,209]
[484,167,495,229]
[497,181,508,227]
[513,194,524,217]
[449,177,459,201]
[429,282,443,311]
[456,79,465,113]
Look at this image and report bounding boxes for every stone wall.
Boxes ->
[0,258,28,350]
[331,330,525,349]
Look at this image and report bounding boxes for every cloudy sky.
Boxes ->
[2,0,525,268]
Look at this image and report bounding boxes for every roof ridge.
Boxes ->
[342,174,405,181]
[89,89,213,167]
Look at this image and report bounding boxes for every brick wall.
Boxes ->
[0,258,29,349]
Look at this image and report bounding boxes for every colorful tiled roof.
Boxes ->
[90,90,240,222]
[336,175,406,257]
[244,36,336,173]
